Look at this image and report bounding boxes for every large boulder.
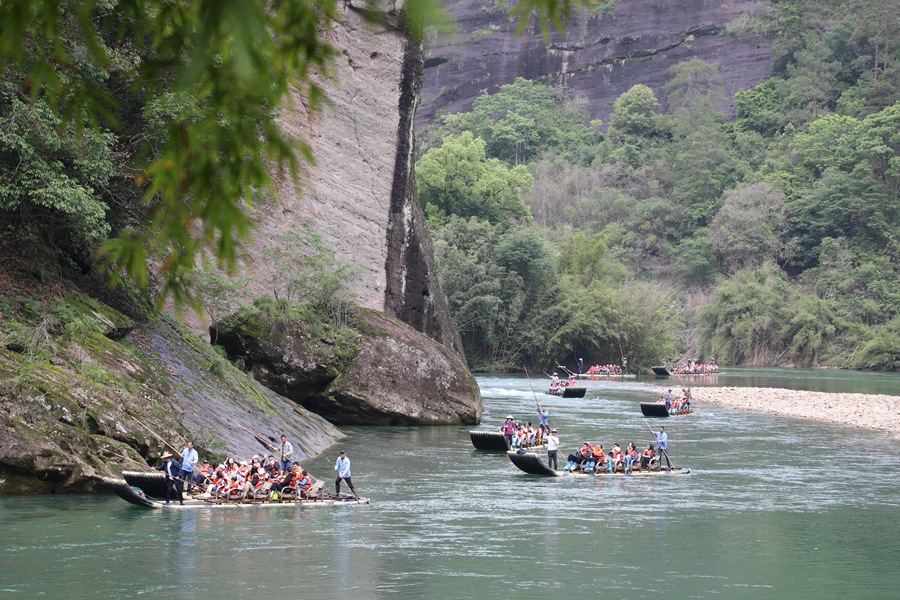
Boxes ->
[216,307,482,425]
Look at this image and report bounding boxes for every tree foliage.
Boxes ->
[416,132,533,228]
[0,0,567,307]
[436,77,602,166]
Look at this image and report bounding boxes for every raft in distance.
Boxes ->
[546,386,587,398]
[640,403,693,417]
[506,450,691,477]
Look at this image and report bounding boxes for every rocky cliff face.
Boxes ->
[417,0,773,129]
[215,4,465,364]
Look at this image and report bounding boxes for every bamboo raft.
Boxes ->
[469,430,547,451]
[506,450,691,477]
[469,431,510,451]
[105,471,369,508]
[640,403,693,417]
[546,386,587,398]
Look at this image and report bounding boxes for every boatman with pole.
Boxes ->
[156,452,184,504]
[578,357,584,375]
[547,428,559,470]
[536,401,549,434]
[654,426,671,470]
[334,450,356,497]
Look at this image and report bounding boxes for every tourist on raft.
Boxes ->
[606,443,624,473]
[501,416,517,447]
[625,442,639,473]
[564,444,592,471]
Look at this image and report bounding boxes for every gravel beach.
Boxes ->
[658,386,900,437]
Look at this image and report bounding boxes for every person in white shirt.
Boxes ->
[546,428,560,470]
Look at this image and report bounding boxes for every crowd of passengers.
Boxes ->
[548,372,577,393]
[501,416,545,448]
[656,388,692,414]
[190,455,317,500]
[586,364,624,375]
[669,360,719,375]
[564,442,661,473]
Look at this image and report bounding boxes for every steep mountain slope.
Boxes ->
[418,0,772,129]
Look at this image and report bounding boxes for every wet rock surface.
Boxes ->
[216,308,482,426]
[418,0,773,130]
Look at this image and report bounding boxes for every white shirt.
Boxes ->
[547,435,559,451]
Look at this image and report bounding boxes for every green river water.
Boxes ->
[1,367,899,599]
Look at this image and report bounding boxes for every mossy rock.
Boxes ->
[65,292,135,340]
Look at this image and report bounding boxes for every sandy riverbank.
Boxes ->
[656,386,900,437]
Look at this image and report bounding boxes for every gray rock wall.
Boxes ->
[227,5,465,363]
[417,0,773,129]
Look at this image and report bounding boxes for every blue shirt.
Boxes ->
[655,431,668,450]
[335,456,351,478]
[538,407,549,425]
[181,447,198,472]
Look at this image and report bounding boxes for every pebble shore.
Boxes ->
[659,386,900,437]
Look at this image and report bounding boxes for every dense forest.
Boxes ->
[417,0,900,371]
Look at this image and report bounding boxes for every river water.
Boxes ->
[2,369,899,599]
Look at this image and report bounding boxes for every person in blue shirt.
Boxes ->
[536,401,549,433]
[180,441,199,494]
[578,357,584,374]
[664,390,673,415]
[333,450,356,497]
[654,426,671,469]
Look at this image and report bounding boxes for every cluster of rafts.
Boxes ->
[471,387,692,477]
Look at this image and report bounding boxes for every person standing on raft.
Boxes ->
[536,401,549,433]
[180,441,198,494]
[156,452,184,505]
[334,450,356,497]
[547,428,559,470]
[654,426,671,470]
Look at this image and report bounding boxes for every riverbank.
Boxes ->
[669,386,900,437]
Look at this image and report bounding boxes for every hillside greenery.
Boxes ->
[418,0,900,371]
